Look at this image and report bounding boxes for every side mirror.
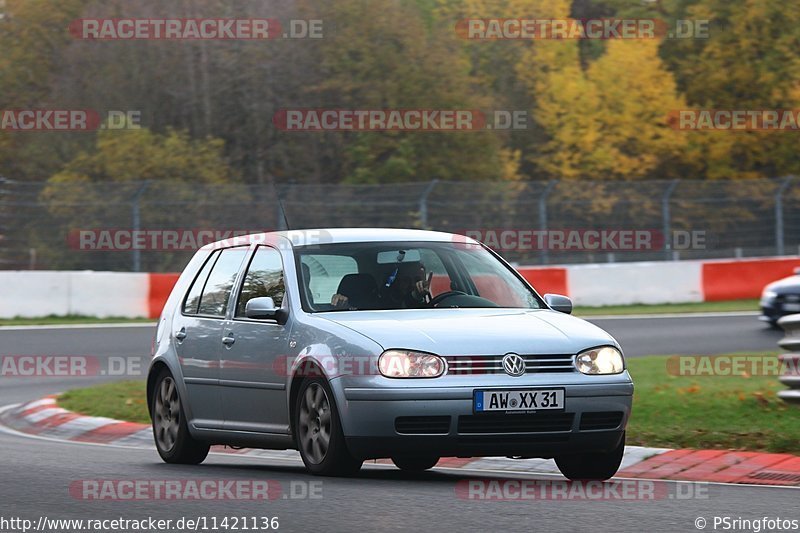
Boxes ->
[794,267,800,275]
[245,297,281,320]
[544,293,573,315]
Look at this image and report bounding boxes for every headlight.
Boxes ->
[378,350,445,378]
[575,346,624,375]
[762,290,778,300]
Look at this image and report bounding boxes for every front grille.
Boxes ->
[444,354,575,375]
[395,416,451,435]
[457,413,574,434]
[579,411,624,430]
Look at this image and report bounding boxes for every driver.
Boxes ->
[381,262,432,309]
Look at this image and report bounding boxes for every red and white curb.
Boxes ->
[3,396,800,486]
[0,396,153,445]
[0,396,667,471]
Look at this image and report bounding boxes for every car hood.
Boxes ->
[317,308,617,355]
[765,275,800,294]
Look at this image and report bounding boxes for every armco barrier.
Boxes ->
[777,314,800,405]
[2,255,799,319]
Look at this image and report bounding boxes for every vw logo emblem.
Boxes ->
[502,353,526,377]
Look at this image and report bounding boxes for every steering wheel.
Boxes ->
[430,290,467,307]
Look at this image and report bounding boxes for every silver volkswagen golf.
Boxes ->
[148,229,633,479]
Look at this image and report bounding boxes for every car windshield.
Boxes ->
[294,241,542,312]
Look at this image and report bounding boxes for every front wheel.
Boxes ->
[555,432,625,481]
[392,456,440,472]
[151,369,210,464]
[294,378,363,476]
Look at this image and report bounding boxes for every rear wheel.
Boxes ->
[555,432,625,481]
[151,369,209,465]
[391,456,440,472]
[295,378,363,476]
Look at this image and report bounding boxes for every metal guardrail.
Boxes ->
[777,314,800,405]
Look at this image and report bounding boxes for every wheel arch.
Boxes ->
[287,358,330,439]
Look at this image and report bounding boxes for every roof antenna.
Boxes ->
[275,186,291,230]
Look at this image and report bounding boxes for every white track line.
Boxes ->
[582,311,759,320]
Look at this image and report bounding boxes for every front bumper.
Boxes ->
[760,301,782,323]
[760,295,800,324]
[334,381,633,460]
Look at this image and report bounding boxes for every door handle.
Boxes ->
[222,333,235,346]
[175,328,187,341]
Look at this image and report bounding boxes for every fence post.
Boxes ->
[777,314,800,406]
[131,182,149,272]
[539,180,557,265]
[662,180,679,260]
[418,179,439,229]
[775,176,794,257]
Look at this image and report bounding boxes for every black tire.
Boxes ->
[555,432,625,481]
[391,456,440,472]
[151,368,210,465]
[294,377,363,476]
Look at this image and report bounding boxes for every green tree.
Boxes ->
[310,0,516,183]
[516,1,687,180]
[36,126,237,270]
[0,0,92,180]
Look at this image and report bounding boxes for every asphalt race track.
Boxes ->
[588,312,784,357]
[0,313,794,532]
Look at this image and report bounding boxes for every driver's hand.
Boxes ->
[331,294,349,308]
[412,279,432,304]
[414,279,429,295]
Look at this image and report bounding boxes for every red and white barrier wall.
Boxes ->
[0,271,151,318]
[2,256,800,318]
[520,256,800,307]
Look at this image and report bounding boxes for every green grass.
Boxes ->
[626,355,798,453]
[0,315,153,326]
[56,353,800,454]
[59,380,150,424]
[574,299,758,316]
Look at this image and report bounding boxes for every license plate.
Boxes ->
[783,303,800,312]
[474,388,565,413]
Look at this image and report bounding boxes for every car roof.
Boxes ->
[199,228,478,250]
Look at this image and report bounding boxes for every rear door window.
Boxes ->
[197,248,248,317]
[183,250,220,315]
